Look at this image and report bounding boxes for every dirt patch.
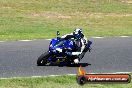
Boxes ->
[120,0,132,4]
[101,13,132,17]
[83,13,132,18]
[31,12,71,19]
[30,12,132,19]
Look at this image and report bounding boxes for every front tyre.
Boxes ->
[37,52,50,66]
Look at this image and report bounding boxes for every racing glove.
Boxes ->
[65,51,72,56]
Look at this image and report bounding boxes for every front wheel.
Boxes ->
[37,52,50,66]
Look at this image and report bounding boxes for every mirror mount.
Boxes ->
[57,31,60,39]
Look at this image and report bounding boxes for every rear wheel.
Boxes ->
[37,52,50,66]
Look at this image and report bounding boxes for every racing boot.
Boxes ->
[74,58,79,64]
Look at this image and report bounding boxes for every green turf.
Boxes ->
[0,0,132,40]
[0,74,131,88]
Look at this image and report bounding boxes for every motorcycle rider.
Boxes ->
[61,28,88,64]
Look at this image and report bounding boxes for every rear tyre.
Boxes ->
[37,52,50,66]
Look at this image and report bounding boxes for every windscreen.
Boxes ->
[54,40,66,47]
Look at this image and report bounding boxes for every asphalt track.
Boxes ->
[0,37,132,78]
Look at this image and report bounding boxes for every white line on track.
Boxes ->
[45,36,131,40]
[0,74,76,79]
[115,72,131,74]
[19,40,32,41]
[91,37,104,38]
[46,39,52,40]
[0,72,131,79]
[67,74,76,76]
[0,41,5,42]
[120,36,130,38]
[0,36,131,42]
[49,75,62,77]
[45,37,105,40]
[31,76,43,77]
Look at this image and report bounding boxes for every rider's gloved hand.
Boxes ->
[65,51,72,56]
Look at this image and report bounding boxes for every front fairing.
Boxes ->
[49,38,74,54]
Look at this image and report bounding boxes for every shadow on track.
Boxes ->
[59,63,91,67]
[38,63,91,67]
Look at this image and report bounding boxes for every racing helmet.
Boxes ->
[73,28,84,40]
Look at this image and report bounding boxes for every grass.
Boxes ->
[0,0,132,40]
[0,74,131,88]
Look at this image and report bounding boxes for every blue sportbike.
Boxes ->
[37,31,92,66]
